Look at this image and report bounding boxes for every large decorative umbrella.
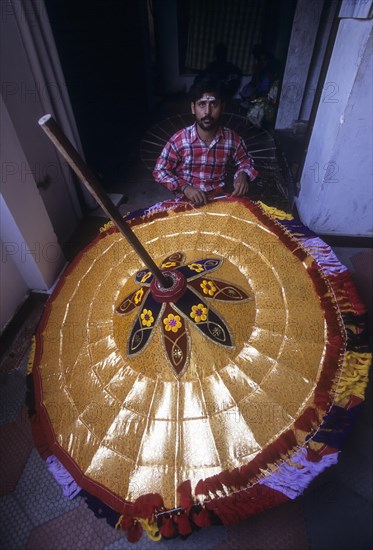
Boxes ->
[28,116,371,543]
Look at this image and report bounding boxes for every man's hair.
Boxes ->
[189,73,227,103]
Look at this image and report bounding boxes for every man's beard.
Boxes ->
[196,116,219,131]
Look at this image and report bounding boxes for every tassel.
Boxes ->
[306,444,338,462]
[331,272,367,315]
[294,407,319,432]
[302,237,348,275]
[177,479,193,510]
[279,219,317,239]
[115,515,123,529]
[257,201,293,220]
[174,512,193,536]
[218,468,244,490]
[99,220,115,233]
[195,477,224,498]
[259,447,339,499]
[196,429,297,504]
[191,506,212,527]
[138,518,161,542]
[334,351,371,405]
[159,515,177,538]
[46,455,81,499]
[127,521,143,544]
[343,313,370,352]
[133,493,164,520]
[118,515,143,543]
[119,514,135,530]
[311,403,364,449]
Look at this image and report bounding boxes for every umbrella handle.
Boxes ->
[38,114,170,288]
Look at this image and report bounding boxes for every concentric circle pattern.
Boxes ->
[34,200,337,511]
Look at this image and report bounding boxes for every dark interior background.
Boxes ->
[44,0,150,185]
[44,0,296,190]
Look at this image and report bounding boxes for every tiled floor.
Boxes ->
[1,99,372,549]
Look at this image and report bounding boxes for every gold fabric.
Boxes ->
[39,201,327,508]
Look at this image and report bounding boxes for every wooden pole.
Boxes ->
[38,114,170,288]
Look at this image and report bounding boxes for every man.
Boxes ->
[239,45,280,109]
[153,74,258,205]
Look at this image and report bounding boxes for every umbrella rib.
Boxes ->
[155,124,176,139]
[145,130,168,143]
[142,138,167,147]
[214,368,262,462]
[168,116,180,132]
[195,369,223,469]
[132,377,159,470]
[247,147,277,153]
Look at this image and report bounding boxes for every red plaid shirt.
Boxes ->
[153,123,258,195]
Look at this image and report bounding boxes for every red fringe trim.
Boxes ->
[177,480,193,510]
[205,484,289,525]
[191,507,212,527]
[194,430,297,499]
[346,395,364,409]
[238,430,298,486]
[174,512,193,536]
[306,445,339,462]
[329,271,367,316]
[294,407,319,432]
[159,516,177,538]
[133,493,164,519]
[120,518,143,543]
[215,467,247,491]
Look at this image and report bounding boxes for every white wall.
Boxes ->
[296,18,373,236]
[1,97,65,288]
[0,0,88,332]
[0,236,29,332]
[0,0,83,244]
[275,0,324,129]
[300,0,338,121]
[0,96,65,332]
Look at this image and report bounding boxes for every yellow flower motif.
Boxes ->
[140,308,154,327]
[190,303,208,323]
[188,263,204,273]
[161,261,177,268]
[163,313,182,333]
[134,288,144,304]
[200,279,217,296]
[141,271,152,283]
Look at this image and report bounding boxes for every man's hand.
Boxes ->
[231,173,249,197]
[183,185,207,204]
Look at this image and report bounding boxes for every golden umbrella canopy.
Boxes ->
[30,116,371,543]
[35,199,327,505]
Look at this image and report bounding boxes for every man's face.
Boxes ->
[191,93,223,132]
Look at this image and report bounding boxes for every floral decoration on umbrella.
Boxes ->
[116,252,250,377]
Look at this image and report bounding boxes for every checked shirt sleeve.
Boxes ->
[153,139,188,193]
[232,136,259,182]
